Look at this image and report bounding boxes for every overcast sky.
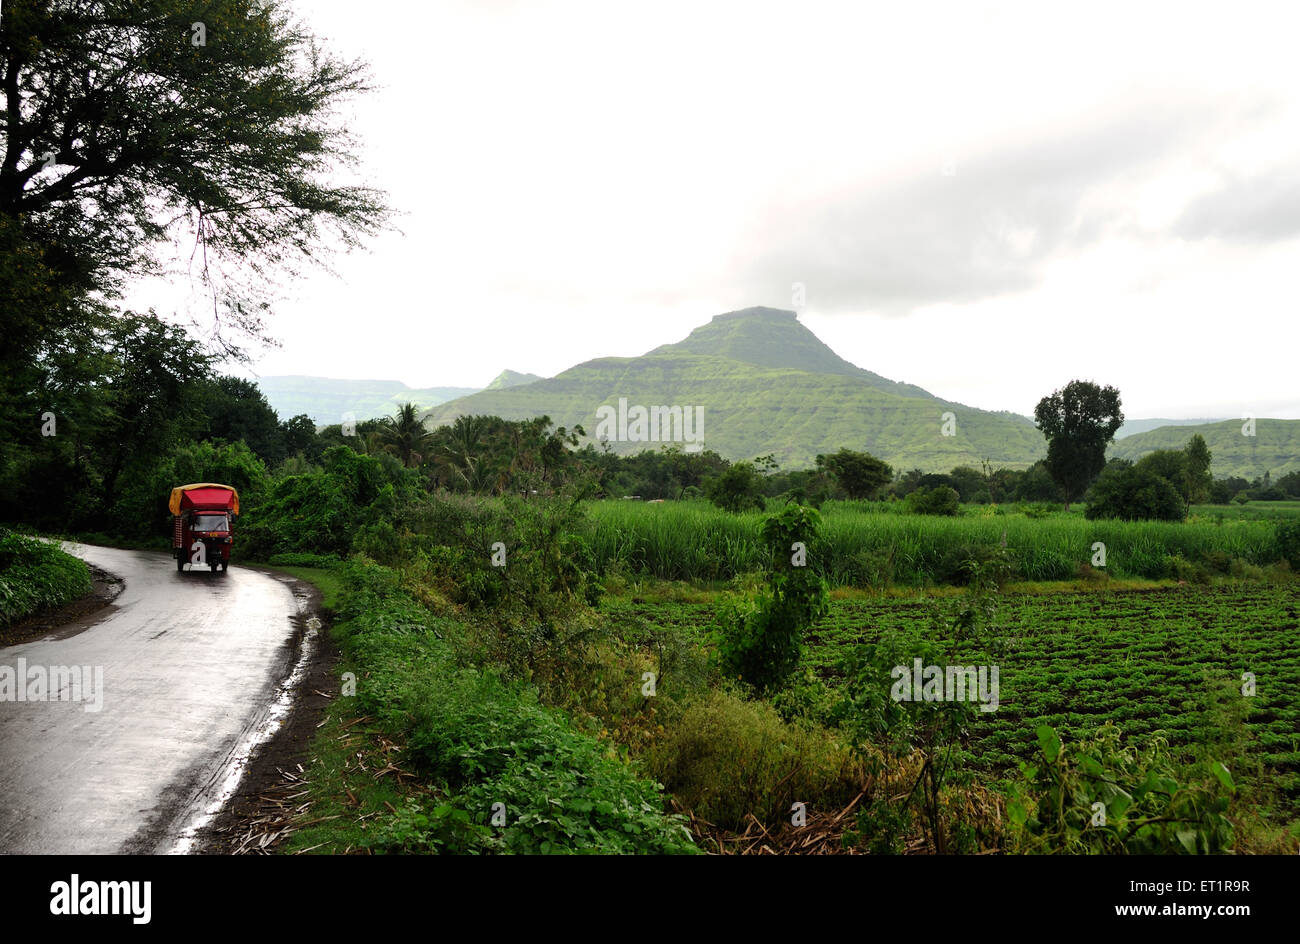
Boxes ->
[139,0,1300,419]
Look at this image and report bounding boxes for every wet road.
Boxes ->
[0,544,306,854]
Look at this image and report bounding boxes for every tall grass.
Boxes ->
[587,500,1283,586]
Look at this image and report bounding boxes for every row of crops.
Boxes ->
[603,584,1300,820]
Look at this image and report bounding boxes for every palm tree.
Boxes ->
[376,402,434,468]
[432,414,489,490]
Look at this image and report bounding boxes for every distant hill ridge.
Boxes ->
[486,369,545,390]
[1112,419,1300,479]
[255,311,1299,476]
[414,306,1300,475]
[255,375,480,425]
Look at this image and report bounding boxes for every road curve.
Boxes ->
[0,544,307,854]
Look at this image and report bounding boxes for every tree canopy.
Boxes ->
[1,0,390,369]
[1033,380,1124,510]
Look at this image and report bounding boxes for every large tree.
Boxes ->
[815,448,892,500]
[1183,434,1213,507]
[1033,380,1124,511]
[1,0,389,371]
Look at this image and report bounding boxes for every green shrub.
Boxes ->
[713,505,829,692]
[906,486,961,516]
[935,543,1017,587]
[0,531,92,627]
[845,546,895,589]
[1274,520,1300,569]
[1201,549,1232,574]
[1167,554,1211,584]
[705,461,767,514]
[239,446,411,559]
[266,552,341,568]
[352,519,404,565]
[646,691,863,829]
[333,559,697,854]
[405,491,603,621]
[1086,465,1186,522]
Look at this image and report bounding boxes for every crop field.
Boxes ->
[603,583,1300,823]
[588,499,1290,585]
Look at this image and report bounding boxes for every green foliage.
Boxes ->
[713,505,829,692]
[645,690,863,830]
[239,446,411,559]
[266,552,341,568]
[1034,380,1124,508]
[906,485,961,516]
[195,376,299,465]
[332,559,696,854]
[1274,519,1300,569]
[1086,462,1187,522]
[375,402,434,468]
[404,490,604,626]
[816,448,892,500]
[1134,448,1192,506]
[0,531,91,627]
[705,460,767,513]
[1005,723,1236,853]
[1184,434,1213,505]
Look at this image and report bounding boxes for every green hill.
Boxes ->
[256,375,479,425]
[1115,417,1225,439]
[421,307,1047,471]
[1110,419,1300,479]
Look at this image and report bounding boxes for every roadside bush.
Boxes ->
[240,446,410,559]
[0,531,91,627]
[266,552,341,568]
[352,519,404,565]
[333,559,697,854]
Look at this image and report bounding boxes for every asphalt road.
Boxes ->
[0,544,307,854]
